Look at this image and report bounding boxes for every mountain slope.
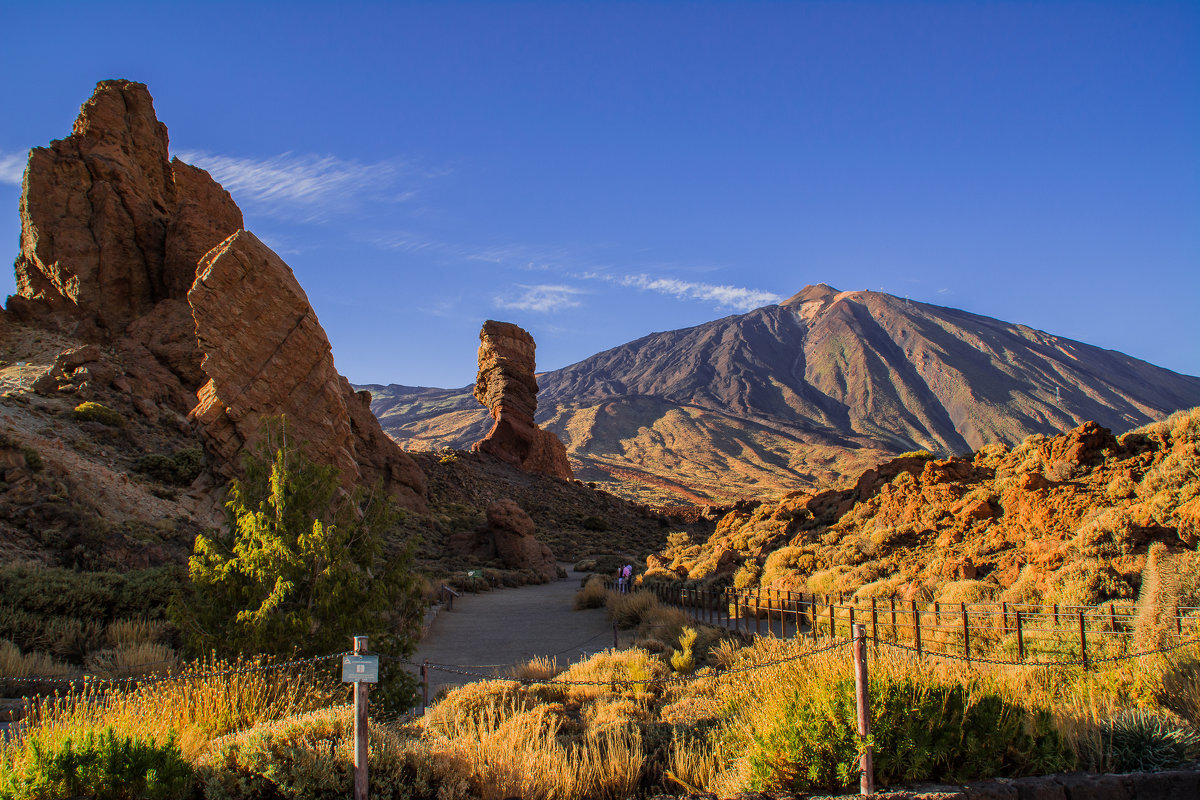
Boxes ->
[368,284,1200,505]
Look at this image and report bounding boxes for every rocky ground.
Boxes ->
[646,411,1200,607]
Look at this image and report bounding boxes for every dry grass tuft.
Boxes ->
[573,575,610,610]
[509,655,562,682]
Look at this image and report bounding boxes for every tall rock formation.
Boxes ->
[12,79,242,336]
[8,80,427,511]
[188,231,427,510]
[472,321,573,480]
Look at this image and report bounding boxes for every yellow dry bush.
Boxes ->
[554,647,667,702]
[573,575,610,610]
[938,579,997,606]
[423,679,531,736]
[509,655,562,683]
[196,706,473,800]
[0,639,78,681]
[86,641,178,679]
[105,618,170,649]
[584,697,648,731]
[426,703,643,800]
[2,655,342,767]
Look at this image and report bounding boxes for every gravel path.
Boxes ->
[406,566,613,704]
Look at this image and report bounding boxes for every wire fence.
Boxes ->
[614,581,1200,669]
[4,587,1199,708]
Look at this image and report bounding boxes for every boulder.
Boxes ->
[449,499,557,581]
[471,321,573,480]
[487,499,557,582]
[187,230,426,510]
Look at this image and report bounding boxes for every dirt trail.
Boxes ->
[407,566,612,702]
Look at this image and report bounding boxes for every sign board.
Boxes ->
[341,654,379,684]
[467,570,482,579]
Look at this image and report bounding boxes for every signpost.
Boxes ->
[343,637,378,800]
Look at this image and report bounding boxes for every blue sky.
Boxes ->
[1,1,1197,388]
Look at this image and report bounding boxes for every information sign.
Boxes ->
[341,654,380,683]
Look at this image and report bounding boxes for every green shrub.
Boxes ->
[134,449,204,486]
[1091,708,1200,773]
[0,566,179,663]
[20,446,42,472]
[0,565,179,622]
[744,677,1070,793]
[0,727,192,800]
[896,450,935,460]
[580,515,609,531]
[72,401,124,427]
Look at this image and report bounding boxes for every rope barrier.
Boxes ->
[0,652,345,688]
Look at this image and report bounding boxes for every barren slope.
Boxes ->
[368,284,1200,506]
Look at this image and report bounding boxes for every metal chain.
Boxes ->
[0,651,345,688]
[873,635,1200,667]
[403,637,853,687]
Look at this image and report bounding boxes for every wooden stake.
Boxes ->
[912,600,922,655]
[1078,611,1088,670]
[1016,610,1024,661]
[354,636,369,800]
[852,624,875,798]
[961,602,970,656]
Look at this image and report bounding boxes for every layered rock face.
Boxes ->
[188,231,426,509]
[12,80,242,336]
[9,80,427,511]
[471,321,573,480]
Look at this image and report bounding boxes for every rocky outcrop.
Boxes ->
[187,230,426,511]
[8,79,428,510]
[447,499,557,581]
[471,321,573,480]
[11,80,241,338]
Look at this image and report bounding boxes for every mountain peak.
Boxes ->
[780,283,841,308]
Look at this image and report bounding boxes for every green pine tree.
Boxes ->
[173,417,422,703]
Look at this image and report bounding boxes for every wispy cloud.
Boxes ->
[176,150,425,222]
[373,232,571,272]
[371,229,779,314]
[0,151,27,186]
[495,284,585,313]
[616,274,782,312]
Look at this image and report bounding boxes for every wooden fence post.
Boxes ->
[1078,611,1088,670]
[1053,603,1059,626]
[1015,610,1024,661]
[1002,601,1009,635]
[1109,603,1117,633]
[354,636,369,800]
[852,624,874,798]
[912,600,922,655]
[890,597,897,638]
[420,658,428,713]
[1176,603,1183,637]
[829,601,836,640]
[871,597,878,642]
[961,602,970,656]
